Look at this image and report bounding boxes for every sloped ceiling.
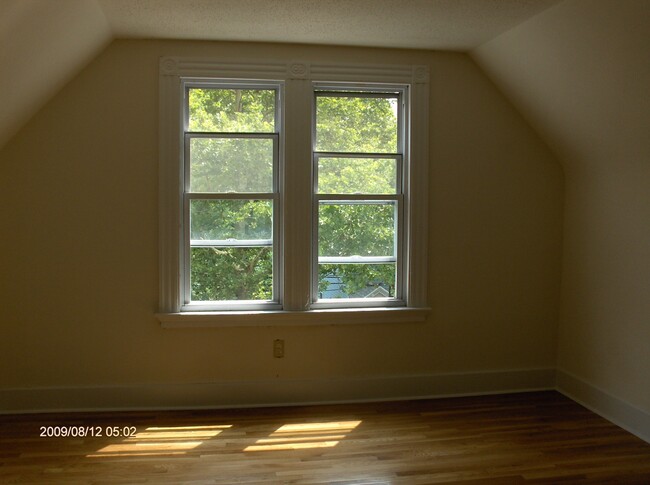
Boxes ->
[0,0,111,149]
[0,0,560,151]
[472,0,650,174]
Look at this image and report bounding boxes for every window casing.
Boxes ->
[158,58,430,324]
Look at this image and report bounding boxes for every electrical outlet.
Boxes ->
[273,339,284,358]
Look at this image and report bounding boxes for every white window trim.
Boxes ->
[157,58,430,326]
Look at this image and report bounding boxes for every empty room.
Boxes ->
[1,0,649,483]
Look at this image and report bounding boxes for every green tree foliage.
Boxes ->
[188,89,276,301]
[315,95,397,153]
[190,199,273,301]
[316,95,398,297]
[188,88,398,301]
[189,88,275,133]
[319,203,394,257]
[318,157,396,194]
[190,138,273,193]
[191,248,272,300]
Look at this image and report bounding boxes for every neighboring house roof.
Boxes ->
[354,286,390,298]
[320,275,390,299]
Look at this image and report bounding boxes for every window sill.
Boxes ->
[156,307,431,328]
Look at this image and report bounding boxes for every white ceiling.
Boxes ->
[96,0,561,51]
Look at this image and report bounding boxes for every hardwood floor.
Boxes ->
[1,391,650,484]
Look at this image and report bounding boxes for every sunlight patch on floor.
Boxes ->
[86,424,232,457]
[244,420,361,451]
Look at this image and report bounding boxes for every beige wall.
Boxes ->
[474,0,650,412]
[0,40,562,393]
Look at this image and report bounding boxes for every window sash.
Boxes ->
[313,197,404,305]
[183,195,280,307]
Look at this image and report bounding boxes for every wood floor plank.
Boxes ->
[1,391,649,484]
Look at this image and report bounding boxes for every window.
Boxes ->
[313,87,404,307]
[183,83,281,311]
[158,59,430,325]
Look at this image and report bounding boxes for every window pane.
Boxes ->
[316,95,398,153]
[189,137,273,193]
[318,263,395,299]
[191,247,272,301]
[188,88,275,132]
[190,199,272,241]
[319,202,395,257]
[318,157,396,194]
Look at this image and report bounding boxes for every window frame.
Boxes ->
[181,80,283,312]
[311,84,407,309]
[157,58,430,325]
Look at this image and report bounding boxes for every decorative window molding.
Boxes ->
[158,57,430,325]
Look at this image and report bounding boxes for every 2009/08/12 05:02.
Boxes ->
[39,426,137,438]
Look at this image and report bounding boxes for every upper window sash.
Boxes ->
[313,88,404,156]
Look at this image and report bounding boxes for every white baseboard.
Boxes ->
[557,369,650,444]
[0,368,555,414]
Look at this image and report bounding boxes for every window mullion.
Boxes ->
[283,78,313,311]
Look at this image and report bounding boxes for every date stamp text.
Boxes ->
[39,426,137,438]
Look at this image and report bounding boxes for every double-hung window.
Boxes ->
[313,87,405,307]
[182,82,281,311]
[158,58,429,324]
